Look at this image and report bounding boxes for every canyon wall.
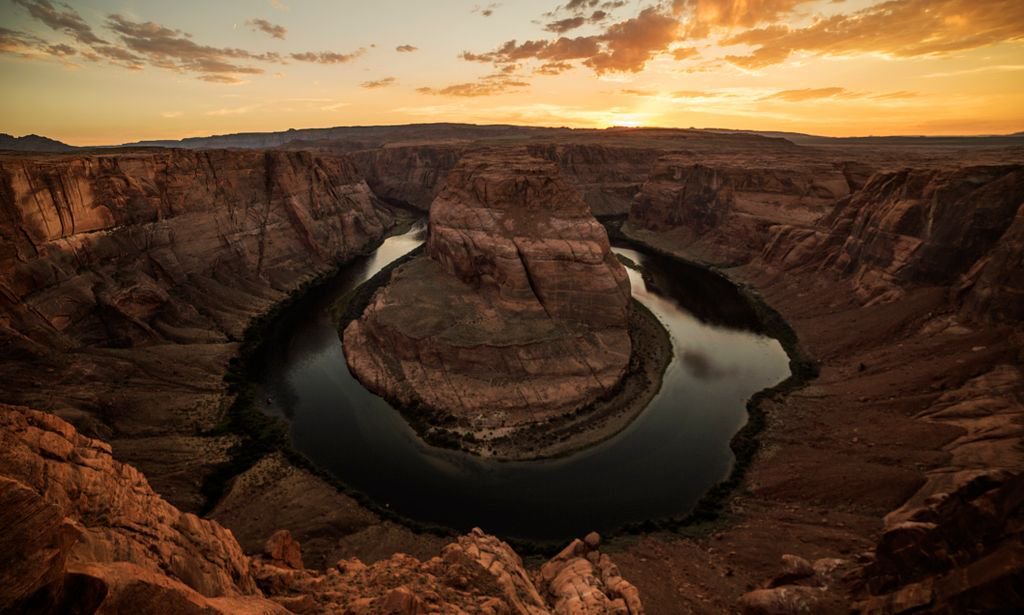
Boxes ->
[760,164,1024,316]
[352,142,659,216]
[628,159,1024,323]
[622,156,1024,613]
[627,156,861,265]
[0,149,394,510]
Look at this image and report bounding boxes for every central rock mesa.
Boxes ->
[343,149,633,436]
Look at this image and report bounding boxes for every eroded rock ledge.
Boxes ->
[344,149,648,454]
[0,403,644,614]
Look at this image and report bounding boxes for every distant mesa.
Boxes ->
[0,133,76,153]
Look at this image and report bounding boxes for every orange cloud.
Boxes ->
[417,74,528,97]
[723,0,1024,68]
[361,77,397,88]
[671,46,700,60]
[396,44,418,52]
[463,7,680,74]
[763,86,855,101]
[676,0,811,29]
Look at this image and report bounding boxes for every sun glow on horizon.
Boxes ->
[0,0,1021,145]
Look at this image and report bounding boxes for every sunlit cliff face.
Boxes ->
[0,0,1021,144]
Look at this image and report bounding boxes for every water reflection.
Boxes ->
[256,225,790,542]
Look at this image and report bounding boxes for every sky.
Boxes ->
[1,0,1023,145]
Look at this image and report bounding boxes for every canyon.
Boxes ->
[1,125,1022,613]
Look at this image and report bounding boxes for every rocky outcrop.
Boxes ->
[0,149,390,348]
[344,149,632,437]
[254,527,644,615]
[958,201,1024,324]
[854,471,1024,614]
[538,532,644,615]
[806,165,1024,305]
[0,403,643,614]
[353,142,658,217]
[351,144,466,210]
[527,143,659,217]
[0,149,393,510]
[627,156,853,264]
[0,403,268,613]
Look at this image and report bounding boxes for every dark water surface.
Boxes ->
[257,223,790,542]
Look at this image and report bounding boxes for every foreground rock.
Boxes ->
[0,403,642,614]
[344,149,633,440]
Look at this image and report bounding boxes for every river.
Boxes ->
[256,222,790,542]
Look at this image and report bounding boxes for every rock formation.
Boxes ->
[0,149,393,510]
[351,144,466,210]
[627,156,856,264]
[0,403,643,614]
[344,149,632,435]
[761,165,1024,309]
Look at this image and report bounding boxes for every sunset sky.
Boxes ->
[2,0,1022,145]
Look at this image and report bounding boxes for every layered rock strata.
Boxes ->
[344,149,632,435]
[0,403,643,614]
[628,156,859,265]
[0,149,393,510]
[618,160,1024,613]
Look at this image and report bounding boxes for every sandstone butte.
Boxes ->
[1,128,1023,614]
[343,149,634,433]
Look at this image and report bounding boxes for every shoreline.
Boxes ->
[334,258,674,460]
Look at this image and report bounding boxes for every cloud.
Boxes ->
[247,18,287,40]
[321,101,351,111]
[206,104,260,116]
[396,44,418,52]
[0,26,53,57]
[8,4,364,81]
[199,74,246,84]
[471,3,501,17]
[545,17,586,33]
[674,0,812,35]
[763,87,854,101]
[535,60,574,75]
[289,49,366,64]
[463,7,681,74]
[672,89,720,98]
[722,0,1024,69]
[671,46,699,60]
[871,90,918,100]
[544,6,614,33]
[922,63,1024,78]
[417,74,528,97]
[270,0,288,10]
[361,77,397,88]
[11,0,106,45]
[106,15,273,76]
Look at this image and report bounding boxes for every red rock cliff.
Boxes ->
[0,149,393,511]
